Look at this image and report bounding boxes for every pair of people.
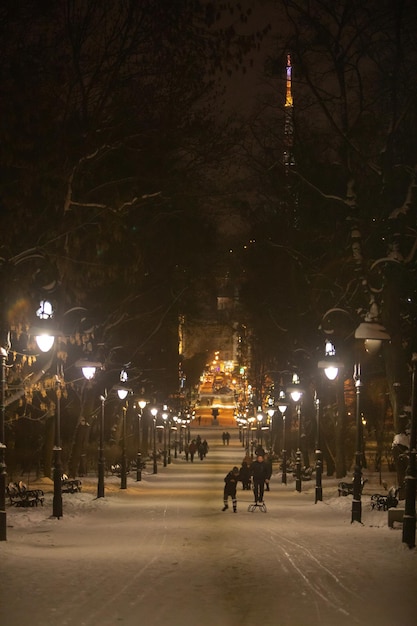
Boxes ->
[222,454,271,511]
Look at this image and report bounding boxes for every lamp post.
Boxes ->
[257,411,263,446]
[98,393,106,498]
[117,387,129,490]
[402,353,417,549]
[352,319,390,523]
[0,339,7,541]
[278,396,289,485]
[178,418,184,453]
[34,301,63,516]
[317,341,344,504]
[78,360,104,498]
[162,411,168,467]
[136,400,146,481]
[173,415,178,458]
[151,407,158,474]
[314,392,322,503]
[51,375,63,518]
[352,363,363,523]
[168,418,172,464]
[267,408,275,454]
[288,374,303,493]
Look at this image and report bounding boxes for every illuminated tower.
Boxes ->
[283,53,295,171]
[282,53,298,227]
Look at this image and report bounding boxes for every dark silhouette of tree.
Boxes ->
[240,0,417,475]
[0,0,270,475]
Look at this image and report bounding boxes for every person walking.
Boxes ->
[201,439,209,458]
[222,466,240,512]
[255,443,265,457]
[239,460,251,490]
[250,454,268,504]
[189,440,197,462]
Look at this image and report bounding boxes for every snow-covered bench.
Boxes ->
[61,474,82,493]
[338,477,367,497]
[7,482,44,507]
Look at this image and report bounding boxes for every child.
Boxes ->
[222,466,240,512]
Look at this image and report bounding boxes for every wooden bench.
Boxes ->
[61,475,82,493]
[371,490,398,511]
[338,478,367,497]
[388,507,405,528]
[7,482,45,507]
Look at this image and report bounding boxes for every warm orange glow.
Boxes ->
[285,53,293,107]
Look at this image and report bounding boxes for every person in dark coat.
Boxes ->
[250,455,268,504]
[255,444,265,457]
[188,440,197,462]
[239,461,251,490]
[222,466,240,512]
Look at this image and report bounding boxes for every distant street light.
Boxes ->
[136,399,147,481]
[168,417,173,464]
[288,374,303,493]
[98,393,107,498]
[314,392,322,503]
[150,407,158,474]
[278,393,289,485]
[172,415,178,458]
[317,341,344,504]
[162,411,168,467]
[78,360,104,499]
[257,411,264,445]
[117,385,129,490]
[267,408,275,454]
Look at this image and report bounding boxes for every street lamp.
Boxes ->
[288,374,303,493]
[267,408,275,453]
[257,410,264,445]
[278,393,289,485]
[136,399,146,481]
[77,360,104,499]
[314,392,322,503]
[34,300,57,353]
[317,341,344,503]
[352,319,390,523]
[151,407,158,474]
[51,374,63,518]
[33,303,65,518]
[168,417,173,464]
[172,415,178,458]
[162,411,168,467]
[248,416,256,457]
[98,393,106,497]
[117,386,129,490]
[0,339,8,541]
[402,353,417,549]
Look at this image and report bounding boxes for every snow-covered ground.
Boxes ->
[1,427,416,626]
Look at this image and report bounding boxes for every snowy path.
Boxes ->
[1,427,416,626]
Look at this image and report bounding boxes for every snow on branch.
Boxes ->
[389,163,417,220]
[63,145,162,214]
